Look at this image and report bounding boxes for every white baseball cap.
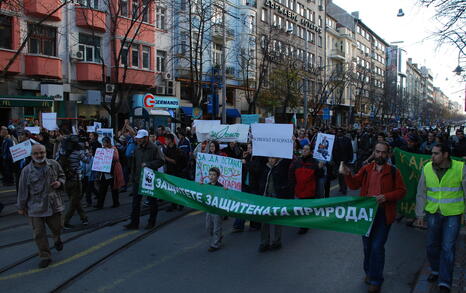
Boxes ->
[135,129,149,139]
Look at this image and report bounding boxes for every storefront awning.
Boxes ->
[0,95,53,107]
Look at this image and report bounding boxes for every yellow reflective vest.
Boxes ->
[423,160,465,216]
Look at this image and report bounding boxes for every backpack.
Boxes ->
[125,137,136,157]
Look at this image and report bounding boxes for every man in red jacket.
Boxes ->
[340,142,406,293]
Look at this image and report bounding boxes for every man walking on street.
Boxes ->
[340,142,406,293]
[414,143,465,293]
[333,128,353,195]
[125,129,164,230]
[17,144,66,268]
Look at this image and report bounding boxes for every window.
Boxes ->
[142,46,150,69]
[311,11,315,23]
[180,0,186,11]
[310,31,315,43]
[156,7,166,29]
[131,46,139,67]
[310,53,315,65]
[0,15,12,50]
[132,0,139,19]
[261,8,267,22]
[213,43,222,65]
[318,56,322,66]
[142,0,149,22]
[121,44,129,65]
[78,0,98,9]
[28,24,57,56]
[120,0,128,16]
[356,25,360,34]
[318,16,322,27]
[156,50,166,72]
[318,35,322,47]
[78,33,101,62]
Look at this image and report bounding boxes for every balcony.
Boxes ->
[25,55,62,79]
[75,7,106,32]
[76,62,105,82]
[329,49,345,61]
[212,24,235,42]
[0,49,21,74]
[24,0,62,21]
[113,67,155,87]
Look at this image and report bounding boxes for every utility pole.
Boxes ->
[221,0,227,123]
[303,32,309,129]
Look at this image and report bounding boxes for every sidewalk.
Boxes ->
[412,227,466,293]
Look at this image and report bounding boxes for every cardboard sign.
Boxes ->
[10,140,32,162]
[313,133,335,162]
[25,127,40,134]
[91,148,114,173]
[97,128,114,144]
[87,126,96,133]
[195,153,242,191]
[201,124,250,143]
[241,114,259,125]
[42,113,58,130]
[194,120,221,142]
[251,124,293,159]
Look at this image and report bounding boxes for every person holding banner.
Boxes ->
[288,144,324,234]
[340,142,406,293]
[125,129,165,230]
[414,144,466,293]
[205,167,224,252]
[257,157,292,252]
[95,137,125,209]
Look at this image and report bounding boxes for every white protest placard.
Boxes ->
[194,120,221,142]
[25,126,40,134]
[265,116,275,124]
[251,124,293,159]
[201,124,250,143]
[313,133,335,162]
[10,140,32,162]
[87,126,95,133]
[91,148,114,173]
[195,153,242,191]
[41,113,58,131]
[94,122,102,130]
[97,128,114,144]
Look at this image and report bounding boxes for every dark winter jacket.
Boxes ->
[257,159,292,199]
[332,135,353,163]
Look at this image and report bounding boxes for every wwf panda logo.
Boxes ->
[145,171,154,184]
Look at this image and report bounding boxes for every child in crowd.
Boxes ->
[205,167,224,252]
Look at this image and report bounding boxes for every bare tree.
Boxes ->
[419,0,466,57]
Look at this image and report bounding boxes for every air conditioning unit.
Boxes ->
[318,5,324,11]
[70,50,84,61]
[105,84,115,93]
[162,72,172,80]
[166,80,174,95]
[156,86,166,95]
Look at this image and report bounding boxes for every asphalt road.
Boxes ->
[0,183,427,293]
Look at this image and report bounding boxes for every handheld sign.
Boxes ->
[91,148,114,173]
[10,140,32,162]
[195,153,242,191]
[251,124,293,159]
[42,113,58,131]
[313,133,335,162]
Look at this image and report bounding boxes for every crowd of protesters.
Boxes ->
[1,119,465,293]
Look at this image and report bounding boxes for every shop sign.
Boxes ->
[143,94,180,109]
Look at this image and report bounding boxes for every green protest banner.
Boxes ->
[394,148,464,218]
[140,168,378,236]
[393,148,431,218]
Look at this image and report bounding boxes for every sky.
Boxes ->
[332,0,465,109]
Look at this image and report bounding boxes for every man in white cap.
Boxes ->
[125,129,165,230]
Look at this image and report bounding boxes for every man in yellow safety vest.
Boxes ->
[415,143,466,293]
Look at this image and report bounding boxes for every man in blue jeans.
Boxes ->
[415,143,466,293]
